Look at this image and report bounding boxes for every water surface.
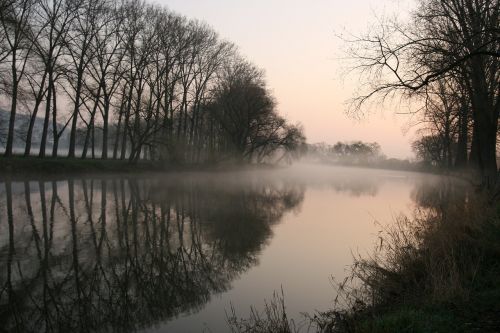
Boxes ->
[0,165,449,332]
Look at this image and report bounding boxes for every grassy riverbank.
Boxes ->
[0,155,281,177]
[328,194,500,333]
[0,156,162,174]
[228,191,500,333]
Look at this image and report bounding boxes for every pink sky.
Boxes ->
[156,0,418,158]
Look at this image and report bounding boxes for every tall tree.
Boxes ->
[66,0,102,158]
[26,0,75,157]
[347,0,500,186]
[1,0,35,156]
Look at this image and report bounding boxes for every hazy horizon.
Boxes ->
[158,0,418,159]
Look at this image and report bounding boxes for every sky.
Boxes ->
[155,0,418,158]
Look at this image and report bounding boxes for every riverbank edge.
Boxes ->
[0,155,466,176]
[316,196,500,333]
[227,194,500,333]
[0,156,281,178]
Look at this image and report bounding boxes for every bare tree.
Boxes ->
[66,0,103,158]
[206,57,304,163]
[25,0,75,157]
[87,0,126,159]
[0,0,13,97]
[0,0,36,156]
[417,79,461,168]
[346,0,499,186]
[0,0,305,164]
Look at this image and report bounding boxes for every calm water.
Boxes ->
[0,164,450,332]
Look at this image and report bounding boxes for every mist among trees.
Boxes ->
[0,0,305,164]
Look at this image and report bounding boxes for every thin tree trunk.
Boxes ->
[39,75,53,158]
[24,72,48,157]
[4,53,19,157]
[121,82,134,160]
[68,67,85,158]
[113,106,123,159]
[102,97,110,159]
[51,83,59,157]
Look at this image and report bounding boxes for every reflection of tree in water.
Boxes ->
[150,180,305,265]
[329,179,379,197]
[0,177,304,332]
[411,177,469,213]
[271,169,381,197]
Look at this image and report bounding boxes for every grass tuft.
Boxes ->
[228,190,500,332]
[226,289,298,333]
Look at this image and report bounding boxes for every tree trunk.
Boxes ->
[82,88,101,159]
[4,54,18,157]
[91,123,95,159]
[102,97,110,159]
[51,83,59,157]
[120,83,134,160]
[81,124,91,159]
[113,106,123,159]
[68,68,84,158]
[39,75,53,158]
[469,57,498,187]
[474,108,498,187]
[24,72,48,157]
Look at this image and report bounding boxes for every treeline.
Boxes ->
[0,0,305,164]
[305,141,414,170]
[348,0,499,186]
[306,141,383,165]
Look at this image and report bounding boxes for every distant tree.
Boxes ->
[419,79,461,168]
[330,141,382,164]
[306,141,384,166]
[412,135,447,167]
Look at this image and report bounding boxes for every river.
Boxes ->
[0,164,454,332]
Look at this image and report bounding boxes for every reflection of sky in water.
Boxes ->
[0,165,456,333]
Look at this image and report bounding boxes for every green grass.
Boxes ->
[0,156,159,175]
[359,297,497,332]
[355,307,457,333]
[353,286,500,333]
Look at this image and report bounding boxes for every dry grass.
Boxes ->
[312,192,500,332]
[226,191,500,332]
[226,289,299,333]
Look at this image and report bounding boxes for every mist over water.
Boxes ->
[0,165,459,332]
